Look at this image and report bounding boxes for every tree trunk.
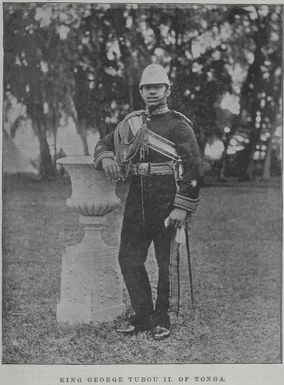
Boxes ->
[246,157,255,180]
[32,116,55,179]
[53,130,57,169]
[262,116,278,180]
[218,148,227,180]
[39,133,55,179]
[129,83,134,111]
[78,120,90,155]
[237,27,267,181]
[51,107,58,174]
[79,131,90,156]
[262,137,272,180]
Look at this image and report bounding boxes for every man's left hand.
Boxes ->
[167,208,188,229]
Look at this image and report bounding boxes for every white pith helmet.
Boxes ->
[139,64,170,88]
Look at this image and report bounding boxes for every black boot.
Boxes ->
[116,324,139,335]
[151,325,171,340]
[117,315,153,335]
[151,311,171,340]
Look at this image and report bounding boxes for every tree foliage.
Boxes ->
[3,4,282,179]
[4,3,78,176]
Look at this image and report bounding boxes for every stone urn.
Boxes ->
[56,156,124,324]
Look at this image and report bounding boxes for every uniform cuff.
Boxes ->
[93,151,115,168]
[174,193,200,213]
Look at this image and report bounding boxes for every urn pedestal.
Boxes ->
[56,156,124,324]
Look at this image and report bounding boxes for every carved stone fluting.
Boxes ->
[56,156,124,324]
[58,156,120,216]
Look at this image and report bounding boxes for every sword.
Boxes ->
[166,218,194,323]
[165,219,180,322]
[168,235,180,319]
[185,220,194,307]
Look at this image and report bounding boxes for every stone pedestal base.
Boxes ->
[57,216,124,324]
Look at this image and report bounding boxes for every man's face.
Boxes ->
[140,84,169,106]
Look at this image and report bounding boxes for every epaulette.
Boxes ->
[124,110,145,122]
[172,110,194,127]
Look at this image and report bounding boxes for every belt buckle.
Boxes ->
[137,163,149,176]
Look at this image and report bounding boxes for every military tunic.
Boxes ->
[94,110,200,329]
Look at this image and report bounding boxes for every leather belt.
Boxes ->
[131,162,174,176]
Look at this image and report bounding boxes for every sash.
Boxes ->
[144,129,179,161]
[127,114,179,161]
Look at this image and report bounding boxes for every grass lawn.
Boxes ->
[2,175,282,364]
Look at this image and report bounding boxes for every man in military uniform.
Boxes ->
[94,64,200,340]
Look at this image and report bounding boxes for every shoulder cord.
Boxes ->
[114,114,150,179]
[171,110,194,127]
[138,114,150,222]
[115,113,150,220]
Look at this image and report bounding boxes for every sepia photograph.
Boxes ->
[1,1,283,383]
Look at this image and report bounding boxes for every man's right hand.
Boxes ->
[101,158,122,181]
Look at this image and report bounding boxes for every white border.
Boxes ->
[0,1,283,384]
